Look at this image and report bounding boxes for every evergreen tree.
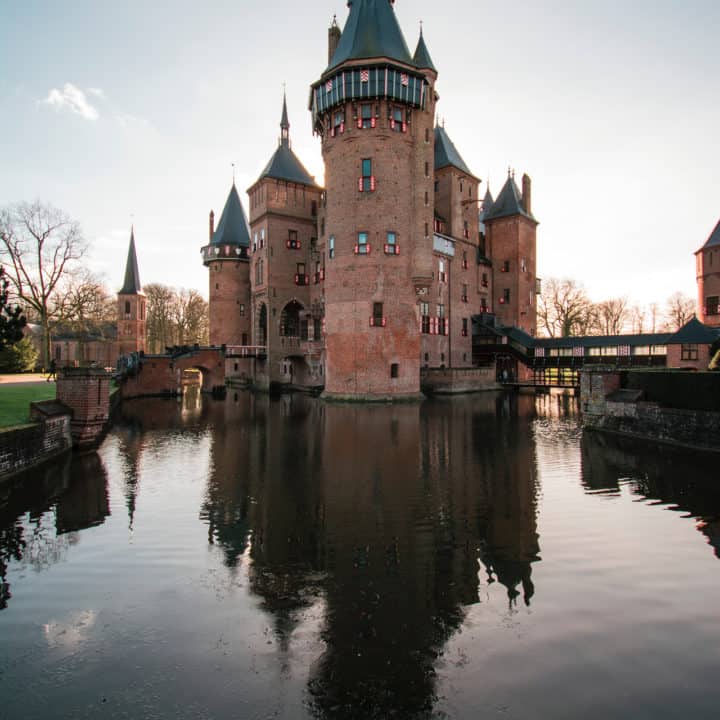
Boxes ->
[0,265,26,350]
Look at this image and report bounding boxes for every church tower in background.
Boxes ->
[117,228,146,356]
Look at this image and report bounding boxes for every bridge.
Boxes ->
[118,345,266,399]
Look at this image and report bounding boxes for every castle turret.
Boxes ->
[247,94,323,390]
[484,171,538,335]
[696,218,720,328]
[309,0,437,399]
[117,227,146,356]
[201,184,251,346]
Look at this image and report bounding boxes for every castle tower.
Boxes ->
[310,0,437,399]
[201,184,252,346]
[247,94,323,389]
[695,218,720,328]
[117,228,146,356]
[484,172,538,335]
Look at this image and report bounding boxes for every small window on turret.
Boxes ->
[329,235,335,259]
[360,104,375,129]
[390,107,405,132]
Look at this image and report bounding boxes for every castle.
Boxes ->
[202,0,538,399]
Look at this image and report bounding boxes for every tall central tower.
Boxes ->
[310,0,436,400]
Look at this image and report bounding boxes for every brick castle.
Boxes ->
[202,0,539,399]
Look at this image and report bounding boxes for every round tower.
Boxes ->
[201,184,252,346]
[310,0,437,399]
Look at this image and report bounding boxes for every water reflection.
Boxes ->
[0,452,109,610]
[581,431,720,557]
[196,392,541,718]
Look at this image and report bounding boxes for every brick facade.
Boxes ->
[202,7,539,399]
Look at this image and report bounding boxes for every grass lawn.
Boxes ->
[0,385,56,428]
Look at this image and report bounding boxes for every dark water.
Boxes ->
[1,389,719,719]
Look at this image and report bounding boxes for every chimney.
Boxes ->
[521,173,532,214]
[328,16,341,64]
[209,210,215,240]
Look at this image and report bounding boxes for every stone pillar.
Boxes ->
[56,367,112,448]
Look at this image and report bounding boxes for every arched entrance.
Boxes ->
[257,303,267,346]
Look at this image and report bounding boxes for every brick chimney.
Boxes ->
[521,174,532,214]
[328,16,341,64]
[209,210,214,240]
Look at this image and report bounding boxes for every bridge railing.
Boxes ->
[225,345,267,358]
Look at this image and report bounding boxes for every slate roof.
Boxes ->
[483,174,536,223]
[210,184,251,248]
[479,188,494,231]
[697,218,720,252]
[534,332,673,349]
[434,125,474,177]
[255,97,318,188]
[119,228,142,295]
[328,0,414,71]
[666,317,720,344]
[413,29,436,72]
[258,145,318,187]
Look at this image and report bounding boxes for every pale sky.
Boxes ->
[1,0,718,310]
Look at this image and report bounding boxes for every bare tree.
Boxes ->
[593,297,629,336]
[145,283,178,353]
[173,289,208,345]
[537,278,595,337]
[629,304,646,334]
[648,302,660,333]
[664,292,696,331]
[0,202,88,366]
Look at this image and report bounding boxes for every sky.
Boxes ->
[1,0,719,311]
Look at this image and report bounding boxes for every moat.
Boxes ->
[1,390,719,719]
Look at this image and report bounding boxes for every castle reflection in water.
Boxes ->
[1,389,718,718]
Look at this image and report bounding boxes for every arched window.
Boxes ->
[257,304,268,345]
[280,301,303,337]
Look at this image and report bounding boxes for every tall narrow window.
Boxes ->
[295,263,307,285]
[438,259,446,282]
[462,318,468,336]
[462,251,468,269]
[355,231,370,255]
[502,288,510,304]
[370,302,385,327]
[329,235,335,259]
[333,110,345,135]
[461,283,468,302]
[420,301,430,334]
[124,301,130,316]
[437,304,446,335]
[390,363,399,378]
[360,158,375,192]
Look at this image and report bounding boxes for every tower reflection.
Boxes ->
[199,391,541,717]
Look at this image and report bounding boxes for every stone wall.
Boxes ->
[421,367,498,394]
[0,413,71,480]
[580,368,720,452]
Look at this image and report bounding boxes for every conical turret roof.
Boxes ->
[255,96,318,187]
[413,29,436,72]
[697,218,720,253]
[434,125,474,177]
[483,174,537,223]
[328,0,414,71]
[211,184,251,248]
[119,228,142,295]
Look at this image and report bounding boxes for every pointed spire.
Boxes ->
[328,0,414,70]
[434,125,474,177]
[483,174,537,223]
[210,184,251,249]
[280,90,290,148]
[413,25,437,73]
[119,226,142,294]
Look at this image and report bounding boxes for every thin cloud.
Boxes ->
[42,83,99,120]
